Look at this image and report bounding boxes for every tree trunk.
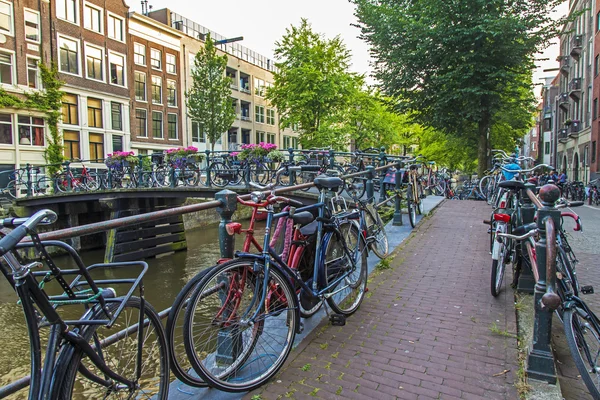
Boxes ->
[477,112,491,178]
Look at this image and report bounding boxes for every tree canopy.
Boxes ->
[352,0,565,176]
[186,34,235,151]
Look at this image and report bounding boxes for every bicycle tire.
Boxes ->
[407,185,417,228]
[183,258,298,392]
[275,165,292,187]
[564,306,600,399]
[250,162,269,185]
[324,221,368,315]
[344,166,367,201]
[166,267,213,388]
[4,180,17,198]
[84,172,100,191]
[55,174,70,193]
[416,182,424,215]
[365,204,388,259]
[209,161,231,187]
[53,297,169,399]
[35,177,54,195]
[491,242,507,297]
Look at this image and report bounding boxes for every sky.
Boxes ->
[133,0,568,96]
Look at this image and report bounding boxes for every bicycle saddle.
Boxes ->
[314,176,343,191]
[498,180,525,190]
[291,211,314,227]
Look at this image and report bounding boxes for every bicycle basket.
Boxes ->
[502,163,520,180]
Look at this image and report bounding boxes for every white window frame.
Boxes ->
[58,35,81,77]
[84,43,105,82]
[0,0,14,36]
[136,109,148,138]
[108,51,126,88]
[152,75,162,105]
[26,56,40,89]
[24,8,40,43]
[166,53,176,74]
[56,0,79,25]
[152,111,163,139]
[134,43,145,66]
[0,49,15,85]
[106,12,125,42]
[83,2,103,34]
[167,113,178,140]
[255,105,265,124]
[134,71,147,102]
[150,48,161,70]
[167,79,177,107]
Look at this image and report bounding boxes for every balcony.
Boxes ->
[542,106,552,121]
[239,73,251,94]
[558,92,570,111]
[569,78,581,101]
[570,35,583,59]
[558,128,568,142]
[567,120,581,136]
[559,56,570,77]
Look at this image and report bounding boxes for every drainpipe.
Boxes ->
[182,43,188,147]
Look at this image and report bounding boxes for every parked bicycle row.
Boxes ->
[480,150,600,399]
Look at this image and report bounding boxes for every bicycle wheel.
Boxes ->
[344,166,366,201]
[407,185,417,228]
[415,181,424,215]
[564,306,600,399]
[491,235,507,297]
[55,174,70,193]
[53,297,169,399]
[35,177,54,195]
[250,162,269,185]
[209,162,231,187]
[324,221,368,315]
[166,267,213,387]
[84,172,100,191]
[182,163,200,186]
[183,259,298,392]
[365,204,388,259]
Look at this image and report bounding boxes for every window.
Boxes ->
[283,135,290,149]
[266,108,275,125]
[134,72,146,101]
[167,80,177,107]
[152,111,163,138]
[27,58,39,89]
[544,141,550,155]
[56,0,77,24]
[255,105,265,123]
[134,43,145,65]
[59,36,79,75]
[109,53,125,86]
[254,78,265,96]
[267,133,275,144]
[24,9,40,42]
[0,1,13,35]
[256,131,265,143]
[18,115,44,146]
[0,51,12,84]
[596,55,599,77]
[150,49,161,69]
[168,114,177,139]
[593,141,597,163]
[597,11,600,32]
[136,109,147,137]
[152,76,162,104]
[63,131,80,160]
[83,3,102,33]
[87,98,103,128]
[112,135,123,152]
[89,132,104,161]
[61,93,78,125]
[0,113,11,144]
[594,98,598,120]
[107,13,124,41]
[111,102,122,131]
[191,121,205,142]
[292,137,299,149]
[531,142,536,152]
[85,45,103,81]
[166,54,176,74]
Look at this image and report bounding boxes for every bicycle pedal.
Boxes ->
[330,314,346,326]
[581,286,594,295]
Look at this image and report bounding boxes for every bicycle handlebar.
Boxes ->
[0,209,57,256]
[500,164,552,174]
[497,228,538,242]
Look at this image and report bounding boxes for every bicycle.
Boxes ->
[405,158,426,228]
[55,164,100,192]
[2,167,54,198]
[181,174,367,392]
[0,209,169,399]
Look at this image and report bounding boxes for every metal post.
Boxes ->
[169,164,176,188]
[214,189,241,363]
[516,182,536,293]
[205,150,211,187]
[25,164,32,197]
[366,166,375,204]
[288,147,295,186]
[106,169,112,190]
[527,184,561,383]
[137,155,144,188]
[244,161,251,190]
[393,163,403,226]
[64,161,72,192]
[328,149,335,170]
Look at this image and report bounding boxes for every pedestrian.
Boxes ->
[559,170,567,183]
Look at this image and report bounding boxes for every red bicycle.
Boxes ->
[55,164,100,192]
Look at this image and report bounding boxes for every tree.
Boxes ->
[186,34,235,151]
[267,18,363,149]
[352,0,565,176]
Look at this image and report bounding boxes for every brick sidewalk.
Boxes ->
[249,200,519,400]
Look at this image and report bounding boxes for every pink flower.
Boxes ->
[230,152,239,157]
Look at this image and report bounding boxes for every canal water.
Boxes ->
[0,222,264,399]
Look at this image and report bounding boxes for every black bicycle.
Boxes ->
[0,209,169,399]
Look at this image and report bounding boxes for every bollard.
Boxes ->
[214,189,241,363]
[205,150,211,187]
[63,161,72,192]
[25,164,32,197]
[393,163,403,226]
[288,147,295,186]
[328,149,335,169]
[378,166,386,205]
[366,166,375,204]
[527,184,561,383]
[137,155,144,188]
[516,182,536,293]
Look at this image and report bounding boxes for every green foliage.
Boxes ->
[0,63,64,175]
[186,34,235,151]
[352,0,566,176]
[267,19,363,149]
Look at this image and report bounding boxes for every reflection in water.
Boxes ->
[0,222,261,398]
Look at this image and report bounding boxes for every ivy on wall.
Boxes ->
[0,63,64,175]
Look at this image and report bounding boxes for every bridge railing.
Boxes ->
[1,148,410,199]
